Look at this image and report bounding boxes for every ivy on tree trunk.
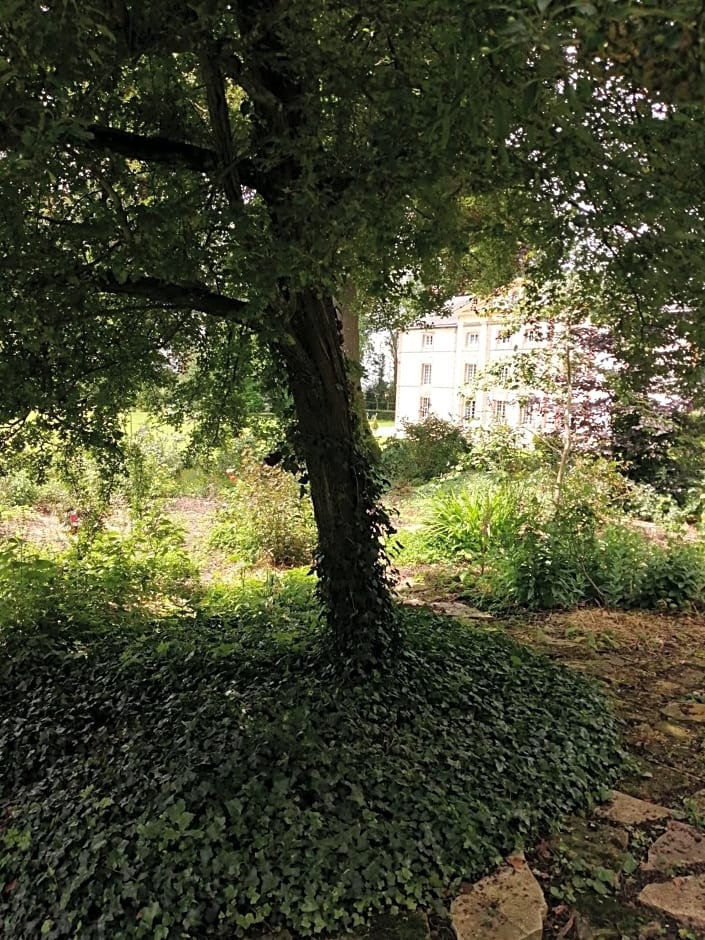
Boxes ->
[278,290,399,667]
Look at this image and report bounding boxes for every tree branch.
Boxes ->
[86,124,262,191]
[199,54,243,206]
[0,115,262,190]
[95,271,251,323]
[86,125,218,172]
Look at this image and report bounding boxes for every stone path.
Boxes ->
[267,787,705,938]
[375,603,705,938]
[446,789,705,940]
[451,853,546,940]
[594,791,672,827]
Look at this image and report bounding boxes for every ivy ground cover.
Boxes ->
[0,593,623,938]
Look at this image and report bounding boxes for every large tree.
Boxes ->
[2,1,705,663]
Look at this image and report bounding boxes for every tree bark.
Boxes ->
[276,289,399,669]
[555,331,573,504]
[336,281,382,464]
[387,330,400,418]
[338,281,360,364]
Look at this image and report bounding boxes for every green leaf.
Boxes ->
[140,901,161,928]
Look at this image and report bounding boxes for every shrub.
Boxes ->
[381,417,469,483]
[0,469,39,507]
[0,603,623,939]
[209,461,316,567]
[422,477,601,611]
[591,524,654,608]
[638,540,705,610]
[493,504,600,610]
[558,457,633,520]
[0,539,58,629]
[423,466,705,612]
[119,429,185,512]
[0,512,196,633]
[624,481,686,526]
[464,425,539,474]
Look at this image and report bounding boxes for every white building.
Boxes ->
[394,291,548,432]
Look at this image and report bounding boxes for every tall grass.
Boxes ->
[425,478,543,572]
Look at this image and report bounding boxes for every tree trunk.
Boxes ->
[276,289,399,669]
[335,281,381,463]
[338,281,360,364]
[388,330,399,419]
[555,333,573,504]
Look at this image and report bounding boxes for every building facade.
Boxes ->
[394,293,548,432]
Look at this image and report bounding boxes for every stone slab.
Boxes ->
[594,791,672,826]
[642,820,705,872]
[654,721,692,740]
[429,600,493,620]
[661,702,705,723]
[639,873,705,929]
[451,858,547,940]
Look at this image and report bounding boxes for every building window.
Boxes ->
[463,397,476,421]
[525,327,541,343]
[419,396,431,419]
[463,362,477,384]
[465,331,480,347]
[499,363,511,383]
[520,402,534,426]
[492,400,508,422]
[421,363,432,385]
[422,332,433,348]
[496,330,511,346]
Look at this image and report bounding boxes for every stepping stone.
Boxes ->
[429,600,492,620]
[595,791,672,826]
[639,873,705,930]
[661,702,705,723]
[642,820,705,872]
[654,721,692,740]
[451,856,547,940]
[653,679,683,696]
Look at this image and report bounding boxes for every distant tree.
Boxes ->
[611,393,705,503]
[362,350,395,418]
[476,267,705,502]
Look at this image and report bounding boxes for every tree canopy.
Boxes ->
[2,0,705,663]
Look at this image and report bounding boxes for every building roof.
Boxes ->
[411,314,459,329]
[407,282,525,329]
[407,295,474,330]
[445,294,474,313]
